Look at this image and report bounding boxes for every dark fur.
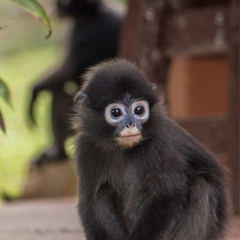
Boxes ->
[28,0,123,165]
[74,59,230,240]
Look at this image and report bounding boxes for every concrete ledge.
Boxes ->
[0,197,84,240]
[22,160,78,199]
[0,197,239,239]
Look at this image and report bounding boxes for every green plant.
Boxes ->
[9,0,52,37]
[0,0,51,132]
[0,78,11,132]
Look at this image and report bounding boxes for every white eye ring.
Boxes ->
[131,100,149,122]
[105,103,126,125]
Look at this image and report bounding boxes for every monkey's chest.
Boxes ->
[109,164,144,226]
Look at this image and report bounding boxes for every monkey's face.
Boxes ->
[104,99,150,148]
[75,59,159,149]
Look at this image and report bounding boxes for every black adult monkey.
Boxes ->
[29,0,123,165]
[73,59,230,240]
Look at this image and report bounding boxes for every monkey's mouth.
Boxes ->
[119,133,141,139]
[115,134,142,148]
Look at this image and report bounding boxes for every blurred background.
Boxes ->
[0,1,238,239]
[0,0,67,200]
[0,0,126,201]
[0,0,238,213]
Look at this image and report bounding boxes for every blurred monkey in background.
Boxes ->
[28,0,123,166]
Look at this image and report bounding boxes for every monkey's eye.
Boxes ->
[111,108,123,118]
[134,106,145,116]
[132,100,150,122]
[105,103,126,125]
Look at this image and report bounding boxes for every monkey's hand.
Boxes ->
[28,86,39,126]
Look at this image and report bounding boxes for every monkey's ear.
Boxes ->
[150,83,158,91]
[150,83,166,108]
[74,91,89,105]
[150,83,161,97]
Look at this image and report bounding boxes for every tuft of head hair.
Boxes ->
[80,59,158,111]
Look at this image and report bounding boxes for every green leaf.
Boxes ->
[0,78,11,106]
[0,109,6,133]
[9,0,52,38]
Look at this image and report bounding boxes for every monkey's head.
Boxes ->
[74,59,160,149]
[56,0,102,17]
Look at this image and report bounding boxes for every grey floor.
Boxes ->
[0,197,239,240]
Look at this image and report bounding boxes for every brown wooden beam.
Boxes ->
[118,0,141,62]
[160,6,229,57]
[227,0,239,214]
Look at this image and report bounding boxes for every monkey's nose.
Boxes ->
[125,123,136,128]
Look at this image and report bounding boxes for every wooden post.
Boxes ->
[136,0,171,87]
[118,0,141,62]
[228,0,239,214]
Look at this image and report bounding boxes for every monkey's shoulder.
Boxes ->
[158,117,227,179]
[157,116,212,155]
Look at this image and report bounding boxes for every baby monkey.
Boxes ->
[73,59,229,240]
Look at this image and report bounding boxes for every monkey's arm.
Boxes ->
[171,176,228,240]
[79,192,107,240]
[171,142,229,240]
[28,56,84,124]
[94,182,129,240]
[77,139,128,240]
[79,182,128,240]
[30,57,79,92]
[156,119,229,240]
